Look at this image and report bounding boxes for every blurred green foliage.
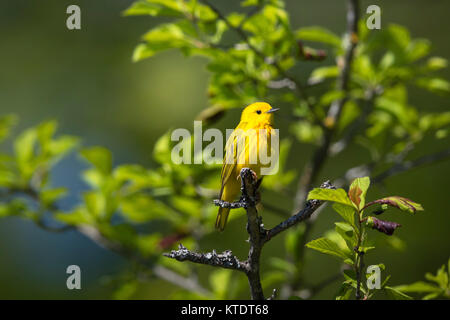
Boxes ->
[395,258,450,300]
[306,176,423,299]
[0,0,449,299]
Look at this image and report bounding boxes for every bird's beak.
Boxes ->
[265,108,279,114]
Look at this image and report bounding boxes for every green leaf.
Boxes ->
[54,207,94,225]
[40,187,67,207]
[332,203,358,231]
[335,281,354,300]
[36,120,57,145]
[0,200,27,218]
[309,66,339,84]
[416,77,450,94]
[80,146,112,175]
[307,188,353,207]
[48,136,79,159]
[425,264,448,289]
[318,90,345,107]
[425,57,448,71]
[343,269,357,282]
[83,191,105,218]
[324,230,353,262]
[153,131,173,164]
[353,55,376,82]
[384,286,413,300]
[305,237,349,260]
[171,196,201,218]
[121,195,180,224]
[295,26,341,48]
[387,24,411,50]
[124,0,183,17]
[113,280,138,300]
[406,39,430,62]
[348,176,370,210]
[335,222,357,249]
[394,281,441,294]
[14,128,37,168]
[133,23,194,62]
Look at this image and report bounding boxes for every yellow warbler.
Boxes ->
[215,102,279,231]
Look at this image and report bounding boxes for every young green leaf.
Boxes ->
[40,187,67,208]
[295,26,341,48]
[332,203,358,231]
[307,188,353,207]
[124,0,184,18]
[394,281,442,294]
[80,146,113,175]
[335,222,357,249]
[384,286,413,300]
[305,237,349,260]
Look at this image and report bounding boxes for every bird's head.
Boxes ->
[240,102,279,126]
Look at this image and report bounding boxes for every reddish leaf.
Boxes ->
[364,196,424,214]
[367,217,401,236]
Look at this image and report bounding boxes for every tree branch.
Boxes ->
[240,168,265,300]
[164,244,248,273]
[263,181,335,243]
[166,168,334,299]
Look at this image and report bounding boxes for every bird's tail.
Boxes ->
[215,207,230,231]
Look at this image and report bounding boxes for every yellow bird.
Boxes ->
[215,102,279,231]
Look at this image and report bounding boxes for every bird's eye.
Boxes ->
[256,110,261,114]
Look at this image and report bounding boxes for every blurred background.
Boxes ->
[0,0,448,299]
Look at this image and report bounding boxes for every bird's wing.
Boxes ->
[219,121,248,198]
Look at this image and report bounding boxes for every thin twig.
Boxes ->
[355,249,365,300]
[164,244,248,273]
[262,181,335,243]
